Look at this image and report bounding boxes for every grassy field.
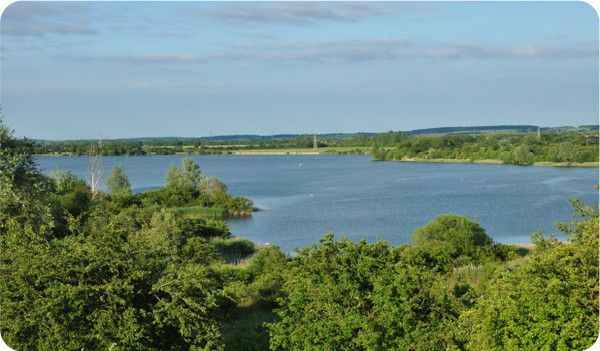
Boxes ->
[169,144,371,155]
[227,146,370,155]
[230,148,319,154]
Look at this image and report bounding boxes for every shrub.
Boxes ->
[457,198,599,350]
[212,237,257,263]
[412,214,493,250]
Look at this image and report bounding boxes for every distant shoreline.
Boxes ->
[34,153,599,167]
[230,151,320,155]
[388,157,599,168]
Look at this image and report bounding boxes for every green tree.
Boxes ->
[244,245,287,306]
[513,144,535,164]
[457,197,599,350]
[0,115,54,234]
[574,149,598,163]
[49,169,93,238]
[426,147,440,159]
[370,143,387,160]
[165,158,208,194]
[499,150,514,164]
[206,175,228,197]
[106,164,132,196]
[412,214,493,252]
[269,234,458,350]
[410,214,499,271]
[556,141,578,162]
[1,206,226,350]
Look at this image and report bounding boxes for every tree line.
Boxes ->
[370,131,599,164]
[1,115,598,350]
[32,129,598,166]
[30,135,327,156]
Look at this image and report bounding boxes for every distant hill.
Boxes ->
[402,125,599,136]
[112,133,380,142]
[403,125,539,136]
[187,125,599,140]
[33,125,598,142]
[153,124,598,140]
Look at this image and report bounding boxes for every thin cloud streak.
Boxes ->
[187,2,398,27]
[2,22,98,37]
[103,39,598,64]
[2,2,100,37]
[437,43,599,59]
[106,54,206,64]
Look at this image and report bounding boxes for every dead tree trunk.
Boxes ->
[88,141,103,198]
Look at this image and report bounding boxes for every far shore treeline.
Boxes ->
[31,124,598,167]
[2,114,599,350]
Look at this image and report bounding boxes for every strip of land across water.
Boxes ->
[36,149,599,167]
[31,125,599,167]
[220,150,600,167]
[388,157,599,168]
[230,150,320,155]
[227,151,597,167]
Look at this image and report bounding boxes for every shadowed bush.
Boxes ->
[211,237,257,264]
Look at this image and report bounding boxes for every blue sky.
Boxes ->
[1,1,598,140]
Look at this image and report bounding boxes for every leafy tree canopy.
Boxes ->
[269,234,458,351]
[412,214,493,251]
[0,115,54,233]
[106,163,132,196]
[457,197,599,350]
[165,158,207,194]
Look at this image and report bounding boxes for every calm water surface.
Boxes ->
[36,155,599,252]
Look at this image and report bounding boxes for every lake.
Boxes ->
[36,155,599,252]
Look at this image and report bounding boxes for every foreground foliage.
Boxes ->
[270,236,454,350]
[268,204,598,351]
[456,198,599,350]
[1,116,598,350]
[1,118,255,350]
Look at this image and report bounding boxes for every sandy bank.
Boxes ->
[230,151,320,155]
[390,157,598,168]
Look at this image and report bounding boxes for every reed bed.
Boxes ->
[175,206,227,219]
